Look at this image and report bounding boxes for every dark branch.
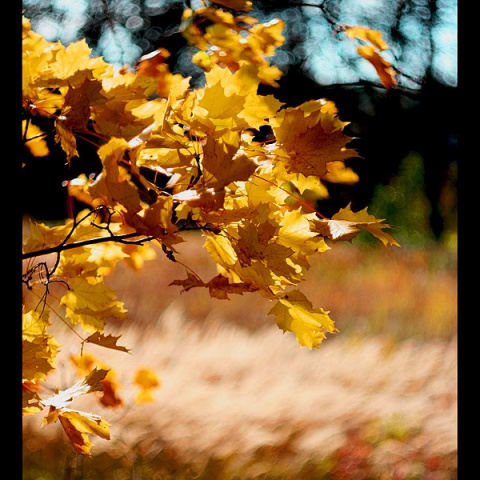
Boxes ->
[22,232,155,260]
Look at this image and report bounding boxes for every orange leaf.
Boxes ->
[356,45,397,89]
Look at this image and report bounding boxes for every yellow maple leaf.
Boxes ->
[22,339,56,384]
[272,108,359,178]
[92,138,143,216]
[276,208,329,256]
[60,276,128,333]
[202,131,258,192]
[23,218,72,255]
[22,308,60,383]
[236,222,299,283]
[193,77,247,133]
[343,25,397,89]
[313,203,400,246]
[39,368,111,454]
[58,410,110,455]
[268,290,337,349]
[49,39,105,81]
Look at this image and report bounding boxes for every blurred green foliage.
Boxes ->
[358,153,457,247]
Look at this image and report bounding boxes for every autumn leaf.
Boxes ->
[170,270,206,292]
[22,339,57,384]
[193,74,248,133]
[268,290,337,349]
[312,203,400,246]
[41,372,112,455]
[202,131,258,192]
[343,25,397,89]
[85,332,131,353]
[42,368,109,411]
[41,368,111,453]
[356,45,397,89]
[58,410,110,455]
[22,308,60,383]
[92,138,143,216]
[272,107,359,178]
[22,10,402,456]
[206,273,258,299]
[60,276,128,333]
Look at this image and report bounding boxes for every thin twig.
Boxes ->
[22,232,155,260]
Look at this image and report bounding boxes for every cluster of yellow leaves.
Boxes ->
[22,3,399,455]
[180,1,284,86]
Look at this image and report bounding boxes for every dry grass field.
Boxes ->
[23,233,458,479]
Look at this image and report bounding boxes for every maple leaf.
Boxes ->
[236,222,297,278]
[131,196,183,250]
[342,25,397,89]
[268,290,337,349]
[22,308,60,382]
[356,45,397,89]
[170,270,205,293]
[312,203,400,246]
[193,74,248,133]
[23,218,72,255]
[48,39,104,82]
[42,368,109,412]
[202,131,258,192]
[41,368,112,453]
[272,107,359,178]
[85,332,131,353]
[22,339,56,384]
[91,138,143,217]
[206,273,259,299]
[60,276,128,333]
[57,410,110,455]
[276,208,329,256]
[54,78,105,161]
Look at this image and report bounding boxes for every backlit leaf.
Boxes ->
[268,290,337,349]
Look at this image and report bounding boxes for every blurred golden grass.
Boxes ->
[23,233,457,479]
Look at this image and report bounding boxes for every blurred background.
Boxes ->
[22,1,458,478]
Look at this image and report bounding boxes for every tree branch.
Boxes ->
[22,232,155,260]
